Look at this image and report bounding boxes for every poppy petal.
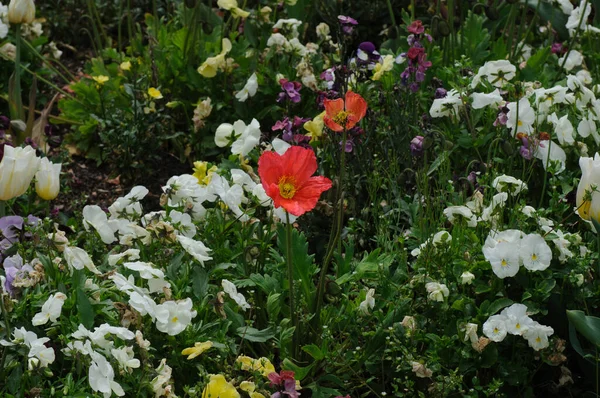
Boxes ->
[286,176,333,216]
[281,146,318,184]
[258,151,284,187]
[345,91,368,122]
[323,98,345,132]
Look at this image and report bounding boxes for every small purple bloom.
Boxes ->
[467,171,478,186]
[3,253,33,297]
[435,88,447,99]
[0,216,24,253]
[277,79,302,104]
[551,42,564,54]
[338,15,358,25]
[410,135,425,156]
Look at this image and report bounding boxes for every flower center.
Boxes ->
[517,120,523,127]
[501,259,508,267]
[516,323,520,329]
[493,327,499,334]
[531,253,538,261]
[278,176,297,199]
[535,337,541,343]
[333,110,351,126]
[171,316,179,323]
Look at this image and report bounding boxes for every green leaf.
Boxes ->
[302,344,325,360]
[7,365,22,394]
[236,326,275,343]
[76,287,94,329]
[458,11,491,65]
[486,298,514,316]
[569,321,596,363]
[267,293,282,319]
[282,358,314,380]
[277,224,316,309]
[192,266,208,299]
[567,310,600,347]
[427,150,452,176]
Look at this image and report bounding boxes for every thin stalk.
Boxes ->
[555,0,589,82]
[20,64,81,103]
[0,201,4,217]
[0,294,11,339]
[22,38,74,83]
[12,24,23,121]
[513,0,541,60]
[385,0,399,36]
[511,4,528,60]
[285,212,297,358]
[313,128,348,332]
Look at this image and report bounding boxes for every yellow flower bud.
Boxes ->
[35,158,62,201]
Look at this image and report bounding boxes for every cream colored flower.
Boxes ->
[35,158,61,200]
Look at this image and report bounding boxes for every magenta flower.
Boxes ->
[277,79,302,103]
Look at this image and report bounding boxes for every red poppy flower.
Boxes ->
[258,146,332,217]
[323,91,368,132]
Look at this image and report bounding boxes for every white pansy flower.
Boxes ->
[108,186,149,219]
[359,288,375,315]
[443,206,477,227]
[520,234,552,271]
[429,89,462,118]
[215,119,261,156]
[559,50,584,71]
[209,174,249,221]
[483,314,508,342]
[471,89,503,109]
[128,291,157,319]
[32,292,67,326]
[492,175,527,196]
[235,73,258,102]
[64,246,101,274]
[108,249,141,266]
[432,230,452,246]
[460,271,475,285]
[177,235,213,266]
[425,282,449,302]
[534,140,566,174]
[222,279,251,311]
[506,98,535,136]
[547,113,575,146]
[89,351,125,397]
[155,298,198,336]
[463,322,479,343]
[471,60,516,88]
[82,205,117,244]
[111,346,140,372]
[500,304,534,336]
[523,322,554,350]
[484,241,521,279]
[168,210,196,238]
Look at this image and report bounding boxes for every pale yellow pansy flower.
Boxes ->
[372,54,395,81]
[202,374,240,398]
[198,38,233,78]
[304,111,326,142]
[181,341,213,360]
[120,61,132,71]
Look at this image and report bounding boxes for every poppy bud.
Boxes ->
[484,6,500,21]
[437,20,451,37]
[501,139,514,155]
[326,280,342,297]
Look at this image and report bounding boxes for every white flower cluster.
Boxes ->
[65,324,139,397]
[0,327,56,369]
[482,229,552,278]
[483,304,554,351]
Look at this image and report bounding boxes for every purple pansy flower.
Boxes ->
[277,79,302,103]
[0,216,24,253]
[3,254,33,297]
[410,136,425,157]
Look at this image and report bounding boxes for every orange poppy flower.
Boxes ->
[323,91,368,132]
[258,146,332,216]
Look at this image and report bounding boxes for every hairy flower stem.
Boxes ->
[285,212,298,358]
[313,129,348,335]
[0,295,11,341]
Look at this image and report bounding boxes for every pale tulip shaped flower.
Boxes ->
[8,0,35,24]
[35,158,61,200]
[0,145,40,200]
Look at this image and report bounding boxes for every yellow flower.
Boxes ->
[235,355,276,378]
[144,102,156,114]
[120,61,132,71]
[217,0,250,18]
[193,161,218,185]
[35,158,62,201]
[202,374,240,398]
[304,111,325,142]
[239,381,256,393]
[148,87,163,99]
[250,393,266,398]
[372,54,395,81]
[181,341,213,360]
[92,75,109,85]
[198,39,232,78]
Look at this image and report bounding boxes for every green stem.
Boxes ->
[555,0,589,82]
[285,212,297,358]
[0,294,11,340]
[313,128,348,334]
[0,201,4,217]
[12,24,23,121]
